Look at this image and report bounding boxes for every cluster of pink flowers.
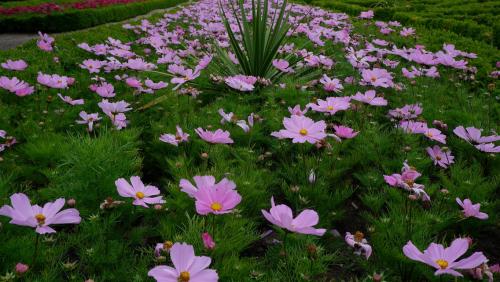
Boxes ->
[0,76,35,96]
[37,72,75,89]
[1,59,28,71]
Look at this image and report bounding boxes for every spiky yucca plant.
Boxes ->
[216,0,291,79]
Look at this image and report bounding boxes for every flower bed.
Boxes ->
[0,0,184,33]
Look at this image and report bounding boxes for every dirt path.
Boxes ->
[0,2,190,51]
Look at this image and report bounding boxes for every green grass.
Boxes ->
[0,1,499,281]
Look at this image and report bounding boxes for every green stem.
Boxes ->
[32,233,40,267]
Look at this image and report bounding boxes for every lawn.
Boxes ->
[0,0,499,281]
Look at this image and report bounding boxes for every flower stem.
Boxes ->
[32,233,40,267]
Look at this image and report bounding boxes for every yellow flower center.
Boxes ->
[426,132,433,137]
[371,76,377,82]
[299,129,308,136]
[175,135,182,141]
[163,241,173,250]
[35,213,46,224]
[435,259,448,269]
[327,106,334,110]
[179,271,190,281]
[404,179,414,186]
[211,202,222,211]
[136,192,145,199]
[354,231,364,243]
[436,156,442,160]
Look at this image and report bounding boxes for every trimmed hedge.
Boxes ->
[310,0,498,48]
[0,0,184,33]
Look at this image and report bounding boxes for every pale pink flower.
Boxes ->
[76,111,101,131]
[384,161,430,201]
[475,143,500,153]
[80,59,104,73]
[126,58,156,71]
[145,79,168,90]
[272,59,293,73]
[261,197,326,236]
[236,113,255,133]
[148,242,218,282]
[1,59,28,71]
[345,231,372,259]
[218,109,234,124]
[423,128,447,144]
[159,126,189,146]
[37,32,54,52]
[307,97,350,115]
[224,75,256,92]
[271,115,327,144]
[115,176,165,208]
[319,74,343,92]
[426,146,454,168]
[195,128,234,144]
[359,10,374,19]
[98,99,131,117]
[179,175,236,198]
[288,105,308,116]
[91,82,115,98]
[403,238,487,277]
[193,181,241,215]
[456,198,488,220]
[37,72,74,89]
[0,193,81,234]
[15,263,29,274]
[0,76,34,96]
[352,90,387,106]
[453,126,500,144]
[361,68,393,88]
[333,125,359,139]
[57,94,84,106]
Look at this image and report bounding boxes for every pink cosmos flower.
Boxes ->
[351,90,387,106]
[57,94,84,106]
[384,161,430,201]
[0,193,81,234]
[388,104,423,120]
[426,146,454,168]
[193,181,241,215]
[148,242,218,282]
[179,175,236,198]
[0,76,35,96]
[76,111,101,132]
[126,58,156,71]
[361,68,393,88]
[475,143,500,153]
[236,113,255,133]
[334,125,359,139]
[319,74,343,92]
[115,176,165,208]
[400,27,416,37]
[168,65,200,90]
[159,126,189,146]
[90,82,115,98]
[218,109,234,124]
[37,72,75,89]
[80,59,104,73]
[224,75,256,92]
[272,59,294,73]
[261,197,326,236]
[307,97,350,115]
[98,99,131,117]
[37,32,54,52]
[359,10,374,19]
[403,238,487,277]
[271,115,327,144]
[288,105,308,116]
[423,128,447,144]
[456,198,488,220]
[468,263,499,282]
[453,126,500,144]
[145,79,168,90]
[155,241,173,257]
[345,231,372,259]
[195,128,233,144]
[202,232,215,250]
[1,59,28,71]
